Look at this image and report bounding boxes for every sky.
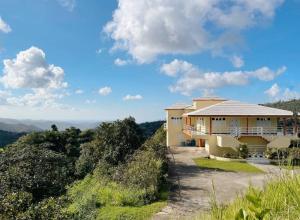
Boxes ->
[0,0,299,122]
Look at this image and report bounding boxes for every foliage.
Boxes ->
[76,117,143,177]
[122,149,164,202]
[193,158,263,173]
[238,144,249,159]
[0,144,73,202]
[139,120,165,140]
[0,130,25,148]
[0,191,33,219]
[199,174,300,220]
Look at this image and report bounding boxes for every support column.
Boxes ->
[209,117,212,135]
[283,118,286,136]
[246,117,249,135]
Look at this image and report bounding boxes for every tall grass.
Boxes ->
[196,172,300,220]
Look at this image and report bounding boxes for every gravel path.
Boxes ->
[153,147,270,220]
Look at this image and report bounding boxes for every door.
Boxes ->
[212,117,226,134]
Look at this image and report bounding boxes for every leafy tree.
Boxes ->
[76,117,143,177]
[0,144,73,202]
[51,124,58,132]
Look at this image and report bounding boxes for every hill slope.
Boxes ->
[0,122,41,133]
[263,99,300,113]
[0,130,25,147]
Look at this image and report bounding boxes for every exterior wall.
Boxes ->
[238,136,269,146]
[193,100,225,109]
[166,109,186,146]
[205,136,238,157]
[267,136,294,148]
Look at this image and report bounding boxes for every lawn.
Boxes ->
[193,158,264,173]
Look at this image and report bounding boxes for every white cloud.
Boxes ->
[0,17,11,33]
[1,47,67,90]
[160,59,195,77]
[85,99,96,104]
[75,89,84,94]
[0,47,69,109]
[123,94,143,101]
[114,58,129,66]
[98,86,112,96]
[265,83,280,98]
[5,88,69,109]
[161,59,286,96]
[57,0,76,11]
[104,0,284,63]
[251,66,286,81]
[230,55,244,68]
[265,83,300,101]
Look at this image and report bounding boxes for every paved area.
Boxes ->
[153,147,274,220]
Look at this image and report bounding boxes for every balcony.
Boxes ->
[183,125,297,137]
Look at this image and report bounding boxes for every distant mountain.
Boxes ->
[263,99,300,113]
[0,130,25,147]
[0,122,41,133]
[139,120,165,139]
[0,118,99,131]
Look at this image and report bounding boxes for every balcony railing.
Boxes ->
[183,125,297,137]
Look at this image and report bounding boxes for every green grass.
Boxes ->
[193,158,264,173]
[196,174,300,220]
[97,202,167,220]
[65,174,169,220]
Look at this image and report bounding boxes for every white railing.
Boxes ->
[183,125,297,137]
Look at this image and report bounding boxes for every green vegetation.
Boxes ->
[198,174,300,220]
[0,130,25,148]
[139,120,165,139]
[263,99,300,113]
[0,118,168,219]
[193,158,263,173]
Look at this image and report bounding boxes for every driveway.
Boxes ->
[153,147,273,219]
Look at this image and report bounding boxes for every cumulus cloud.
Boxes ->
[0,47,69,109]
[0,17,11,33]
[99,86,112,96]
[230,55,244,68]
[6,89,64,107]
[123,94,143,101]
[75,89,84,94]
[1,47,67,90]
[57,0,76,11]
[265,83,300,101]
[104,0,284,63]
[161,59,286,96]
[114,58,129,66]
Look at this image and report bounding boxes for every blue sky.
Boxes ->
[0,0,299,122]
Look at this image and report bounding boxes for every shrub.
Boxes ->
[122,149,164,203]
[0,191,33,219]
[238,144,248,159]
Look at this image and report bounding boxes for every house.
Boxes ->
[165,97,298,157]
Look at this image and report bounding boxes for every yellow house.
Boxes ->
[165,97,298,157]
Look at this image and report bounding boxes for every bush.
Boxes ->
[122,149,164,202]
[238,144,248,159]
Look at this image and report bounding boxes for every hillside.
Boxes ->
[139,120,165,139]
[263,99,300,113]
[0,122,41,133]
[0,130,25,147]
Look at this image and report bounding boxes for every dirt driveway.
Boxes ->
[153,147,272,219]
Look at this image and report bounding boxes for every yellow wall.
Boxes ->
[166,109,186,146]
[238,136,269,146]
[193,100,225,109]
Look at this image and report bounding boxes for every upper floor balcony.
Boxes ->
[183,125,298,137]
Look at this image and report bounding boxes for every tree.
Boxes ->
[0,143,73,202]
[51,124,58,132]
